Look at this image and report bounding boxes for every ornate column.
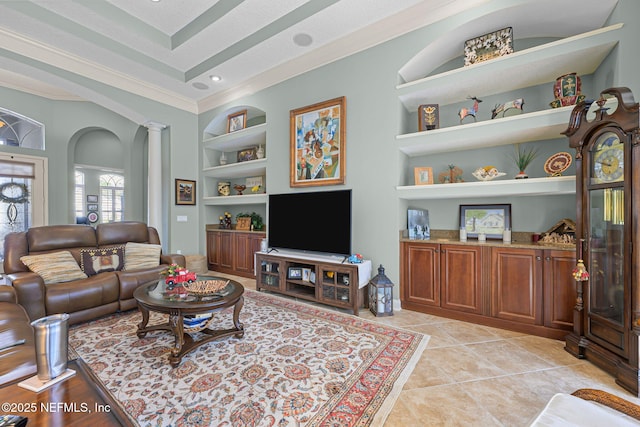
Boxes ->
[144,122,166,241]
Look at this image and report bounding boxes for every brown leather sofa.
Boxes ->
[0,285,36,386]
[3,221,185,325]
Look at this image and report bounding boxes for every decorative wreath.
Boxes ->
[0,182,29,204]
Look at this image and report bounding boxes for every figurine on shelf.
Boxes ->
[234,184,247,195]
[219,212,232,229]
[491,98,524,119]
[458,96,482,123]
[438,164,464,183]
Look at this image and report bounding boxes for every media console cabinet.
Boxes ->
[255,252,372,315]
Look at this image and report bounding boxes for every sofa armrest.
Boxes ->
[0,285,17,304]
[161,253,186,267]
[5,272,46,321]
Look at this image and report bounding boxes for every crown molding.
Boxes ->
[0,27,198,114]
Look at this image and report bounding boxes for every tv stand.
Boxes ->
[255,252,371,315]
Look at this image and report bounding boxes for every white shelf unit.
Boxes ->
[203,158,267,179]
[203,194,268,206]
[397,24,623,110]
[203,123,267,153]
[397,107,573,157]
[395,23,622,199]
[397,176,575,200]
[202,108,267,205]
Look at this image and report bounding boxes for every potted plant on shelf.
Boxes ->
[511,144,539,179]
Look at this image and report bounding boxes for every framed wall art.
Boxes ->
[87,203,98,211]
[408,208,430,240]
[414,167,434,185]
[464,27,513,66]
[290,96,346,187]
[87,195,98,203]
[238,147,257,162]
[418,104,439,131]
[459,204,511,239]
[175,179,196,205]
[227,110,247,133]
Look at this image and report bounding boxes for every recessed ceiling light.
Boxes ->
[151,0,161,3]
[192,82,208,90]
[210,75,222,82]
[293,33,313,47]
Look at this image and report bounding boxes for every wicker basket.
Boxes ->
[183,279,229,296]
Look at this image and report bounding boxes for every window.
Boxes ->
[100,173,124,223]
[0,107,45,150]
[75,170,85,220]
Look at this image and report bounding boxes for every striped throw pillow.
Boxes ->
[20,251,88,285]
[123,242,161,271]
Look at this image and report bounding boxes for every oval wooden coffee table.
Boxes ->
[133,277,244,367]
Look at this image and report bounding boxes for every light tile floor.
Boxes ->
[218,273,640,426]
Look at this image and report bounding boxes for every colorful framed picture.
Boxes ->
[237,147,257,162]
[464,27,513,66]
[288,267,303,280]
[86,203,98,211]
[227,110,247,133]
[175,179,196,205]
[418,104,439,131]
[414,167,434,185]
[459,204,511,239]
[290,96,346,187]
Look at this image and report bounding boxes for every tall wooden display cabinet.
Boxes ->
[564,87,640,395]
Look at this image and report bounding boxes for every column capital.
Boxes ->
[144,121,166,131]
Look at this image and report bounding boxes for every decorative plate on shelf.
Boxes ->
[544,152,572,176]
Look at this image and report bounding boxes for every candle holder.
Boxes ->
[368,264,394,317]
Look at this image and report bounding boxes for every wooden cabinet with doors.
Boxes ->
[563,87,640,395]
[401,240,574,339]
[206,228,265,278]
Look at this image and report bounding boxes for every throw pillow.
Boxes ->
[124,242,161,271]
[80,245,125,276]
[20,251,88,285]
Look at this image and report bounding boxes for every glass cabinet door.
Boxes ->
[587,128,626,352]
[588,188,624,325]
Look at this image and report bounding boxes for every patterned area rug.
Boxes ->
[70,290,428,426]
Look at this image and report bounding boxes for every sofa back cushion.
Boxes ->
[27,225,97,252]
[79,245,125,276]
[96,222,150,246]
[123,242,161,271]
[19,251,88,284]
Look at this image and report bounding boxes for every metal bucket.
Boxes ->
[31,313,70,381]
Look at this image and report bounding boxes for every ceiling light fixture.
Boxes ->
[293,33,313,47]
[210,75,222,82]
[192,82,209,90]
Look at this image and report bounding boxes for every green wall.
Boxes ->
[0,0,639,292]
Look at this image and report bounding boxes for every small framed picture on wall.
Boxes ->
[87,195,98,203]
[87,204,98,211]
[175,179,196,205]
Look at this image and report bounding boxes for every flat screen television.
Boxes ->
[268,189,352,256]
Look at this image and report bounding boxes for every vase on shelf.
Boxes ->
[219,152,227,165]
[256,145,265,159]
[550,72,586,108]
[515,171,528,179]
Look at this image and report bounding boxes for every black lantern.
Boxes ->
[368,264,394,316]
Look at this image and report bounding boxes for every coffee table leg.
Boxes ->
[137,304,150,338]
[233,296,245,338]
[168,310,184,367]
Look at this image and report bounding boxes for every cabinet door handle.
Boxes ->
[536,256,542,261]
[545,256,551,261]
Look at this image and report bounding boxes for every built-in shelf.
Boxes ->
[397,23,623,110]
[203,158,267,179]
[203,194,268,206]
[203,123,267,152]
[396,176,576,200]
[397,107,573,157]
